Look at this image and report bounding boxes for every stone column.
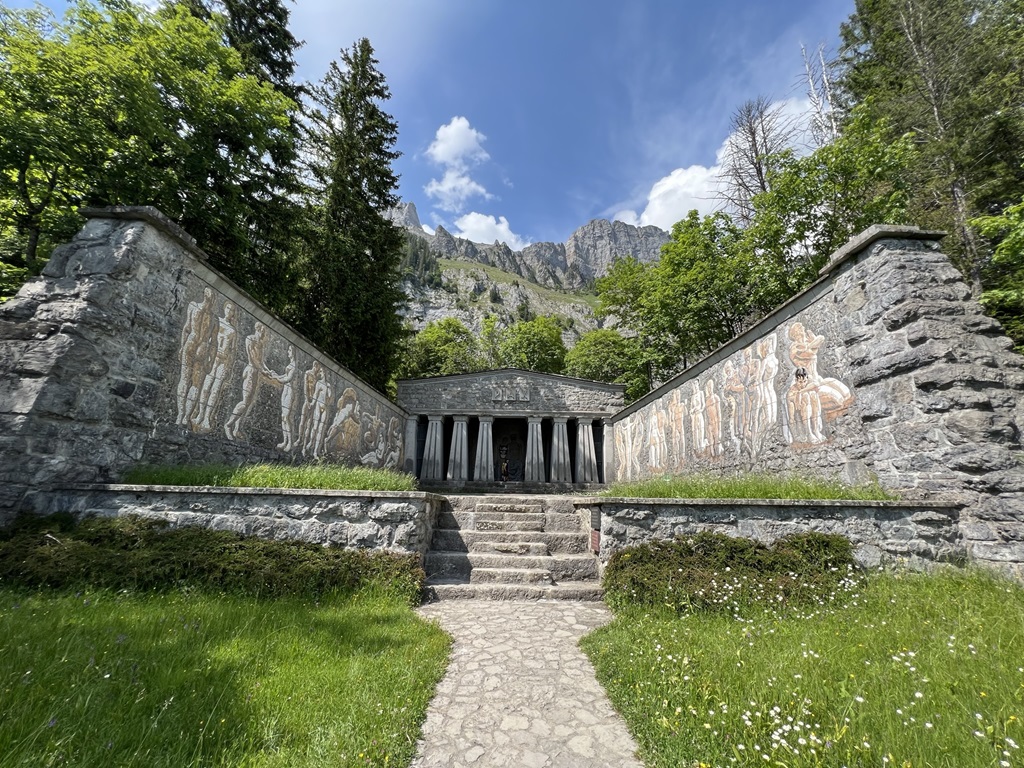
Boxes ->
[525,416,546,482]
[421,415,445,481]
[550,417,572,483]
[473,415,494,482]
[576,417,599,483]
[402,416,418,475]
[447,415,469,482]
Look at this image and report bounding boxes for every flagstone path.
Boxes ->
[409,600,644,768]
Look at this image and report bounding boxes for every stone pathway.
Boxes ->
[410,600,643,768]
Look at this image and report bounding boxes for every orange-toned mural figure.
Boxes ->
[194,302,237,432]
[327,386,361,457]
[224,322,275,441]
[689,380,708,454]
[298,361,331,458]
[704,378,724,457]
[784,323,854,445]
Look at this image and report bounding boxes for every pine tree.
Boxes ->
[299,38,407,391]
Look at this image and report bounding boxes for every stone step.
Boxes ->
[435,509,583,532]
[475,503,543,515]
[430,529,591,555]
[425,552,600,581]
[471,540,550,556]
[470,567,554,585]
[422,580,605,602]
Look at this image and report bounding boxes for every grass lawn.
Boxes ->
[603,473,896,501]
[120,463,417,492]
[0,587,450,767]
[582,568,1024,767]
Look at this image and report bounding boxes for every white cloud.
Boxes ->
[453,212,530,250]
[615,96,813,231]
[424,169,492,214]
[424,116,493,214]
[426,116,490,170]
[421,224,435,235]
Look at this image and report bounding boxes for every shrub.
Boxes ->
[0,514,425,604]
[602,531,857,615]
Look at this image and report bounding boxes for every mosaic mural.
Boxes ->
[174,289,402,468]
[614,322,855,480]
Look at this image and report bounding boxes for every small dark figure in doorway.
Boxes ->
[499,445,510,482]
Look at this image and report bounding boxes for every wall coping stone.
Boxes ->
[818,224,946,276]
[574,497,963,510]
[58,483,446,503]
[81,205,208,260]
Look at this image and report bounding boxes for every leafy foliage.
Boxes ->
[974,195,1024,351]
[396,318,485,378]
[564,328,649,401]
[602,531,856,614]
[297,38,407,391]
[495,314,567,374]
[0,514,425,603]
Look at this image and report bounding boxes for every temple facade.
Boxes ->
[395,370,624,485]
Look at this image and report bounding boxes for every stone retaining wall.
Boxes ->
[37,486,442,557]
[0,207,407,523]
[608,226,1024,577]
[577,498,963,571]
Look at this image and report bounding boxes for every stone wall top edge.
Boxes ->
[818,224,946,277]
[82,207,406,417]
[405,409,617,419]
[396,368,626,394]
[58,483,439,501]
[573,497,964,509]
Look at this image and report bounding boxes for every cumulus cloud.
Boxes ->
[424,169,492,214]
[453,212,530,250]
[424,116,494,214]
[426,116,490,170]
[615,96,812,231]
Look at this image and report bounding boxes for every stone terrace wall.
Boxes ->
[0,207,407,522]
[576,498,962,571]
[609,226,1024,577]
[38,486,441,557]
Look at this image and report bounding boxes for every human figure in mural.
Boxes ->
[383,417,402,469]
[630,414,645,479]
[722,359,745,453]
[648,406,666,472]
[614,422,630,481]
[194,302,237,432]
[224,322,275,441]
[787,366,826,444]
[756,335,780,431]
[689,380,708,454]
[266,346,299,451]
[176,288,217,429]
[326,387,361,457]
[360,404,385,465]
[298,361,331,458]
[667,388,686,463]
[704,378,724,457]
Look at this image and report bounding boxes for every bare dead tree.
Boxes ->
[717,96,796,225]
[803,43,840,148]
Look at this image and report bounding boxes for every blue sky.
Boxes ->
[289,0,856,247]
[17,0,856,247]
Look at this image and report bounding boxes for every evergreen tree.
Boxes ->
[299,38,406,391]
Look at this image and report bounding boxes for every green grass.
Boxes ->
[603,473,897,501]
[121,463,417,492]
[0,586,450,767]
[582,568,1024,768]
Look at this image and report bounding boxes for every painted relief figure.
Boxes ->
[704,378,724,457]
[689,381,708,454]
[267,346,300,451]
[614,421,630,481]
[756,335,780,432]
[630,413,645,479]
[360,404,385,465]
[224,322,275,440]
[648,406,666,472]
[722,360,745,453]
[667,388,686,462]
[194,302,237,432]
[383,417,402,469]
[327,387,361,457]
[784,322,854,445]
[298,361,331,458]
[176,288,217,429]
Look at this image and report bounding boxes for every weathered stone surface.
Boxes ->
[36,486,442,556]
[607,229,1024,576]
[582,499,964,569]
[0,208,409,520]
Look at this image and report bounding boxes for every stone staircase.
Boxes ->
[422,494,603,601]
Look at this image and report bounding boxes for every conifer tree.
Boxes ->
[300,38,407,391]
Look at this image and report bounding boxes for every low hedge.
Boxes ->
[0,513,425,604]
[602,530,857,614]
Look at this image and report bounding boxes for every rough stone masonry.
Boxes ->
[610,226,1024,578]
